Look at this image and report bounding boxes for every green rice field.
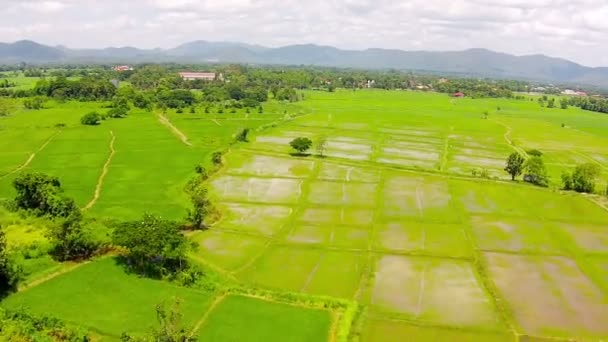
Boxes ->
[2,88,608,341]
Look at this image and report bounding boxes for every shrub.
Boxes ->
[563,163,601,193]
[526,149,543,157]
[80,111,101,125]
[236,128,250,142]
[106,106,128,118]
[48,218,105,261]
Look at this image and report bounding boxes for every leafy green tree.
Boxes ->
[80,111,102,125]
[112,214,190,277]
[12,173,79,218]
[563,163,602,193]
[187,187,213,230]
[560,100,568,109]
[236,128,250,142]
[290,137,313,154]
[0,226,22,297]
[547,98,555,108]
[504,152,525,181]
[212,152,223,166]
[523,156,549,187]
[47,217,103,261]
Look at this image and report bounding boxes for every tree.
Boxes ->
[290,137,313,154]
[48,216,103,261]
[23,97,45,110]
[80,111,102,125]
[120,299,196,342]
[523,156,549,187]
[547,98,555,108]
[187,187,213,230]
[0,226,21,297]
[12,172,79,218]
[504,152,525,181]
[212,152,223,166]
[236,128,250,142]
[315,136,328,157]
[112,214,190,277]
[563,163,602,193]
[560,100,568,109]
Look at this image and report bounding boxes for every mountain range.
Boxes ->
[2,40,608,88]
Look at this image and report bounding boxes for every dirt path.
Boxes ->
[211,119,221,126]
[83,131,116,210]
[157,113,192,146]
[190,293,227,336]
[0,131,60,179]
[301,253,325,291]
[18,260,90,292]
[415,262,428,317]
[494,120,527,157]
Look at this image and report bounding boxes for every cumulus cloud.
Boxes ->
[0,0,606,66]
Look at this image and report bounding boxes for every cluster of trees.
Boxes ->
[567,96,608,114]
[537,96,568,109]
[561,163,603,193]
[288,136,327,157]
[504,151,549,187]
[435,79,518,98]
[32,76,117,101]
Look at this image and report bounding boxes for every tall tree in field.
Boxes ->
[523,156,549,187]
[315,136,328,157]
[289,137,313,155]
[0,226,21,297]
[504,152,525,181]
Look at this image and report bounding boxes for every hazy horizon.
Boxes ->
[2,0,607,67]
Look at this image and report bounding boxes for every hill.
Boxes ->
[2,40,608,87]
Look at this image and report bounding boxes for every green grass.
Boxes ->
[1,257,215,339]
[197,295,332,342]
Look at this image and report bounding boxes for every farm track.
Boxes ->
[190,293,227,336]
[0,130,60,179]
[493,120,528,157]
[83,130,115,210]
[211,119,222,126]
[157,113,193,146]
[18,260,90,292]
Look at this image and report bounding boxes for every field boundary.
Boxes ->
[83,130,116,210]
[157,113,192,146]
[18,260,90,292]
[189,293,227,336]
[0,130,61,179]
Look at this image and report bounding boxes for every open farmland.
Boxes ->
[2,88,608,341]
[194,90,608,341]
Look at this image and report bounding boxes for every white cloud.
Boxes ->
[0,0,606,66]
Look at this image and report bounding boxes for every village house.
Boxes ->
[178,72,222,81]
[113,65,133,72]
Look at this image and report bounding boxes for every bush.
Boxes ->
[80,111,101,125]
[0,227,22,297]
[526,149,543,157]
[0,308,89,341]
[107,106,128,118]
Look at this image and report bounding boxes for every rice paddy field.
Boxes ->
[2,88,608,341]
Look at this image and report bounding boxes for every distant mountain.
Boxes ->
[2,40,608,88]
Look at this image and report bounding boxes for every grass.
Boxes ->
[1,257,216,339]
[196,295,332,342]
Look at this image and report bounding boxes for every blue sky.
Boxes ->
[1,0,607,66]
